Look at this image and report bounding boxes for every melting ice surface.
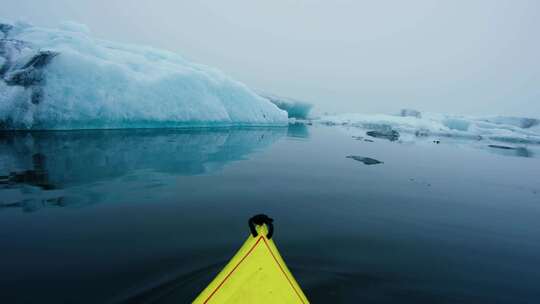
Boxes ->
[0,21,287,129]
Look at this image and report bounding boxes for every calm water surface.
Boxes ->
[1,125,539,303]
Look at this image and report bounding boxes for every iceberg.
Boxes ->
[0,21,287,130]
[319,111,540,145]
[257,92,313,119]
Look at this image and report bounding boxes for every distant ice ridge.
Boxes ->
[320,111,540,144]
[0,21,287,130]
[257,91,313,119]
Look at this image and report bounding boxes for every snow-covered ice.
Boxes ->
[0,21,287,130]
[319,111,540,145]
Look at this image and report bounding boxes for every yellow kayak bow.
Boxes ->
[193,215,309,303]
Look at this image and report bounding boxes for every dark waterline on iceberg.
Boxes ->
[1,125,540,303]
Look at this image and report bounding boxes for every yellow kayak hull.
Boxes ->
[193,222,309,303]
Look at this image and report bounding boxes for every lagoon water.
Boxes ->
[1,125,539,303]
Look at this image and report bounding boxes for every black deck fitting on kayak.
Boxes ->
[249,214,274,239]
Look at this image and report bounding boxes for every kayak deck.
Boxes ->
[193,217,309,303]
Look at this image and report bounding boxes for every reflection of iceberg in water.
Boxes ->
[0,153,54,189]
[287,123,310,139]
[0,127,285,211]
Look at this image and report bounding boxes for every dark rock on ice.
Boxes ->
[5,66,45,87]
[24,50,58,69]
[4,51,58,87]
[346,155,383,165]
[1,46,58,105]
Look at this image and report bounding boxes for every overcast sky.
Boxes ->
[2,0,539,116]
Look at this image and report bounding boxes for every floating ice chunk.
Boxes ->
[346,156,383,165]
[0,21,287,129]
[319,112,540,145]
[442,118,470,131]
[366,129,400,141]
